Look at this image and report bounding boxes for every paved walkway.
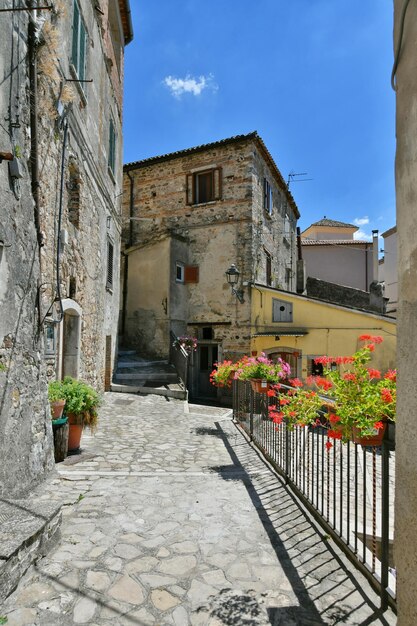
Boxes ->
[1,393,396,625]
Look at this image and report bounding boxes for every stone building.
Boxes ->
[121,132,299,400]
[0,0,132,496]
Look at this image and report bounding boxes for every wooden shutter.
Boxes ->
[186,173,193,205]
[79,18,86,81]
[213,167,222,200]
[184,265,199,283]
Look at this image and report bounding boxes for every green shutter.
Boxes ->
[108,118,116,172]
[79,19,86,81]
[71,0,79,70]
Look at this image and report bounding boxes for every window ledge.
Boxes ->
[69,64,87,106]
[192,199,218,207]
[106,285,113,294]
[108,166,116,184]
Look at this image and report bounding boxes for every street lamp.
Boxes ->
[225,264,244,303]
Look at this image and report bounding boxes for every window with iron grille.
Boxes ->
[186,168,222,205]
[106,239,114,290]
[108,117,116,174]
[71,0,87,87]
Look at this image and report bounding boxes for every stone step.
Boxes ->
[114,372,178,381]
[110,383,187,400]
[0,496,62,602]
[117,360,169,369]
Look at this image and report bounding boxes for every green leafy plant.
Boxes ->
[210,360,238,388]
[0,616,8,624]
[48,380,66,402]
[50,377,101,432]
[269,336,396,449]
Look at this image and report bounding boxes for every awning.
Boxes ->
[252,329,308,337]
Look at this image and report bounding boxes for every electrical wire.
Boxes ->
[391,0,412,91]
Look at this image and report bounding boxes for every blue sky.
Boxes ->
[123,1,395,237]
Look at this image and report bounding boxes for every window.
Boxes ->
[108,117,116,174]
[266,251,272,286]
[284,213,291,240]
[44,322,56,356]
[176,262,184,283]
[263,178,273,215]
[71,0,87,84]
[272,298,293,322]
[106,239,114,290]
[186,168,222,205]
[202,327,213,340]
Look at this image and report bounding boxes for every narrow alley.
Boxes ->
[1,393,396,625]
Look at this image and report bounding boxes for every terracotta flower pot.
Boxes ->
[352,422,386,447]
[250,379,270,394]
[67,412,84,452]
[50,399,66,419]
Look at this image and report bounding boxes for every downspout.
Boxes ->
[28,0,43,248]
[121,169,134,337]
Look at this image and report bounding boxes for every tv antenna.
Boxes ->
[287,171,313,188]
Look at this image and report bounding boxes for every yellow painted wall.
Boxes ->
[251,286,396,378]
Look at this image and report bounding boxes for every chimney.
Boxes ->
[296,227,306,294]
[372,230,379,283]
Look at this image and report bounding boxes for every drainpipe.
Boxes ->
[28,0,43,248]
[126,169,134,247]
[296,227,306,294]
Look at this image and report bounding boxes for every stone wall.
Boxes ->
[35,0,126,389]
[0,10,54,496]
[306,277,387,315]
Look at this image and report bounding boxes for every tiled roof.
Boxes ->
[119,0,133,44]
[124,131,300,218]
[124,132,258,169]
[301,239,371,246]
[305,218,357,229]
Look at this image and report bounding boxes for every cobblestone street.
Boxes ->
[1,393,396,625]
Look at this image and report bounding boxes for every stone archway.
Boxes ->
[59,299,82,379]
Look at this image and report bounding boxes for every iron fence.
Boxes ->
[233,379,396,612]
[169,331,189,390]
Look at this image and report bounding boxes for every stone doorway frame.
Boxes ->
[58,298,82,380]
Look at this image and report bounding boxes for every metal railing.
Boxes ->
[233,379,396,612]
[169,331,189,389]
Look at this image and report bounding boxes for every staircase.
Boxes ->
[111,350,187,400]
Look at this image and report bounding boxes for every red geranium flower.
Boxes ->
[328,429,342,440]
[325,441,333,451]
[367,368,381,379]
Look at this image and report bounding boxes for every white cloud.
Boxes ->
[163,73,217,98]
[353,229,372,242]
[353,216,370,226]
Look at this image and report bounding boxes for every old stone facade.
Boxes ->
[35,0,132,389]
[122,133,299,399]
[0,0,132,496]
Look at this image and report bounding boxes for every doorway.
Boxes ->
[197,343,218,398]
[268,350,299,379]
[59,299,82,380]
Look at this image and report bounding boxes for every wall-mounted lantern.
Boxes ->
[225,264,244,303]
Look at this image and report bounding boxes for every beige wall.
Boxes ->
[251,287,396,377]
[302,243,374,291]
[125,239,170,358]
[394,0,417,623]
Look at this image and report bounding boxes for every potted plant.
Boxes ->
[58,376,101,452]
[269,336,396,449]
[48,380,66,419]
[210,360,238,388]
[174,335,198,355]
[235,354,291,393]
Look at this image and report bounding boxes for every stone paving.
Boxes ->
[0,393,396,625]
